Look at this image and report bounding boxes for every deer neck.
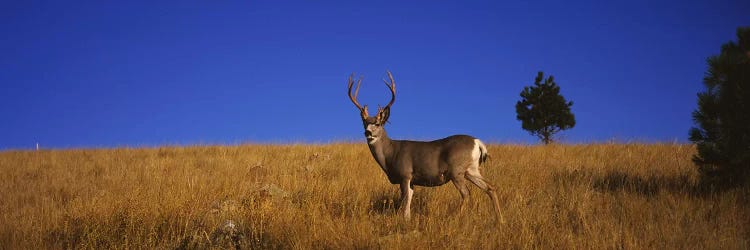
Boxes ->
[367,130,394,171]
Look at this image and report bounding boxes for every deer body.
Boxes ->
[369,134,483,187]
[348,71,504,221]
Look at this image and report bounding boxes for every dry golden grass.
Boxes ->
[0,143,748,249]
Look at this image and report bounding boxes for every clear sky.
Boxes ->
[1,1,748,149]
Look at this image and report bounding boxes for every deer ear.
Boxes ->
[377,107,391,125]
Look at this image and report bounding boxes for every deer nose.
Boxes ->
[364,130,373,137]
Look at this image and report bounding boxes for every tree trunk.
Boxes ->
[541,127,552,145]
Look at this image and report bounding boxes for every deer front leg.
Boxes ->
[399,179,414,219]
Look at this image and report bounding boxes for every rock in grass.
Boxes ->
[257,183,289,199]
[210,220,245,248]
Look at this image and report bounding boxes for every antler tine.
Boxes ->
[348,73,365,111]
[382,70,396,109]
[355,76,363,100]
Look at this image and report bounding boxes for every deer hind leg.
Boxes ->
[451,175,471,213]
[399,179,414,219]
[465,170,505,223]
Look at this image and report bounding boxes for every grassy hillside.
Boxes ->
[0,143,747,249]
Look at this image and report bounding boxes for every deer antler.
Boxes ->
[376,71,396,124]
[382,71,396,110]
[348,73,368,117]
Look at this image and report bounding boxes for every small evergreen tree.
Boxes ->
[689,27,750,184]
[516,71,576,144]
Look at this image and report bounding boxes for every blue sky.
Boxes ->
[1,1,748,149]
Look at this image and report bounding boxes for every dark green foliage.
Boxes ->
[689,27,750,185]
[516,72,576,144]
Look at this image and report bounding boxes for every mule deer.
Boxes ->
[347,71,504,222]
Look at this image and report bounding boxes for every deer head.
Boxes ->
[348,71,396,144]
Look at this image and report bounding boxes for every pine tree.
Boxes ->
[689,27,750,184]
[516,72,576,144]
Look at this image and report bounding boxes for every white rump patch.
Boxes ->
[468,139,483,176]
[471,139,481,162]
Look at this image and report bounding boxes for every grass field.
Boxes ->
[0,143,747,249]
